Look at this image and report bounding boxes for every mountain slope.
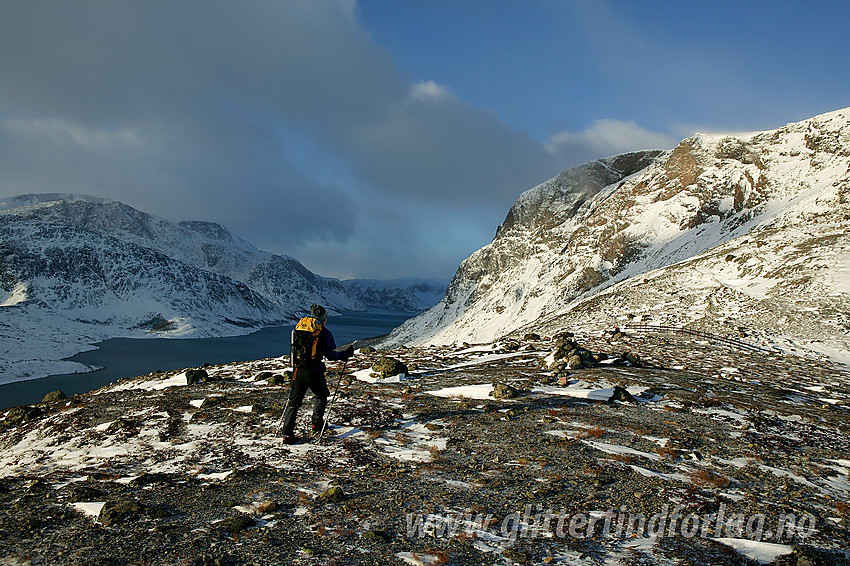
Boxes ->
[0,195,429,383]
[386,107,850,362]
[0,194,360,313]
[341,278,447,312]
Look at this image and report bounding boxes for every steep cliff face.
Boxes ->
[387,107,850,361]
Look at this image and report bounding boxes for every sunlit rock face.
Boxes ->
[387,108,850,364]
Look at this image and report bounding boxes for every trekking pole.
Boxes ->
[316,359,348,445]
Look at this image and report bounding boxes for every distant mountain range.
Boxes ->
[386,107,850,364]
[0,194,445,382]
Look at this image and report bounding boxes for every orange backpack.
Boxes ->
[290,317,323,368]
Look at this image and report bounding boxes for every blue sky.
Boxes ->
[1,1,848,280]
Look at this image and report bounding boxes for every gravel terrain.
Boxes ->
[1,330,848,565]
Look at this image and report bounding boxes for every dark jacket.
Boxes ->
[316,325,346,363]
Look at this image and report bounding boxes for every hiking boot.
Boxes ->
[282,434,297,445]
[312,422,324,433]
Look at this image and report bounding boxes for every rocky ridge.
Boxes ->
[1,331,848,565]
[385,107,850,364]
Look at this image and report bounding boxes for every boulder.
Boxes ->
[217,514,256,534]
[200,396,227,409]
[567,355,583,369]
[68,484,107,503]
[186,368,209,385]
[316,485,346,504]
[107,418,138,434]
[255,500,277,514]
[41,390,66,403]
[360,346,376,354]
[371,357,407,379]
[490,382,519,399]
[609,385,636,403]
[98,499,146,526]
[773,545,848,566]
[502,549,528,563]
[361,529,392,542]
[1,405,44,429]
[266,373,290,386]
[129,473,175,487]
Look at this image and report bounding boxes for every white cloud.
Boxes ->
[4,117,144,151]
[410,80,453,101]
[546,119,677,166]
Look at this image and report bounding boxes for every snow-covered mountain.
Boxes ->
[0,193,360,313]
[341,278,447,312]
[386,107,850,363]
[0,195,431,382]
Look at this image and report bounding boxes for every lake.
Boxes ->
[0,310,413,410]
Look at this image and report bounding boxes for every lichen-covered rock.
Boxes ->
[98,499,145,526]
[266,372,289,386]
[1,405,44,429]
[371,357,407,379]
[217,514,256,534]
[316,485,345,504]
[41,390,66,403]
[107,418,138,434]
[609,385,636,403]
[622,351,642,367]
[200,396,227,409]
[361,529,391,542]
[502,549,528,563]
[490,382,519,399]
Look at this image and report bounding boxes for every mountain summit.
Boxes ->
[387,107,850,363]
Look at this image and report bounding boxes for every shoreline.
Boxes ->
[0,310,413,410]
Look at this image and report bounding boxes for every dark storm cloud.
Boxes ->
[1,1,374,242]
[0,1,562,277]
[0,1,597,277]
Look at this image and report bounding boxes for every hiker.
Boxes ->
[282,304,353,444]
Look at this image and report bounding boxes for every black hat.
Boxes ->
[311,304,328,322]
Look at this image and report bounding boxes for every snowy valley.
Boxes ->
[0,195,444,383]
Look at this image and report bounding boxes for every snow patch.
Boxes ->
[713,538,793,564]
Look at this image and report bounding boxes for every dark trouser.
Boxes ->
[281,366,329,435]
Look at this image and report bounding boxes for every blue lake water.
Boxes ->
[0,310,413,410]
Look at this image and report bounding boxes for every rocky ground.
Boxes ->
[1,329,849,566]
